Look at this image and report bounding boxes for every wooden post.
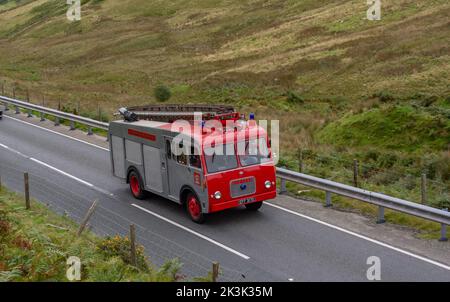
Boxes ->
[1,81,4,95]
[12,87,15,99]
[97,103,101,121]
[26,89,30,102]
[298,148,303,173]
[421,173,427,205]
[58,99,61,111]
[24,172,30,210]
[130,224,137,266]
[353,159,359,187]
[212,262,220,282]
[77,200,98,236]
[40,96,45,121]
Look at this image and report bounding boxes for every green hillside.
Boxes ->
[0,0,449,204]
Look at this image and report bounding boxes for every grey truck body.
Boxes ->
[108,119,210,212]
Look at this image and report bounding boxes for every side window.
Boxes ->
[189,146,202,169]
[177,154,187,165]
[166,140,172,159]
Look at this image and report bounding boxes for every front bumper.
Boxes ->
[209,190,277,213]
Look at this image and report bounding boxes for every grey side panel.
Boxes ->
[125,140,142,165]
[111,136,126,178]
[143,145,163,193]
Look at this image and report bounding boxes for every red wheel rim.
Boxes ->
[130,175,140,196]
[188,196,201,219]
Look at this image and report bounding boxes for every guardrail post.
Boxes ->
[421,173,427,204]
[439,208,448,242]
[27,109,32,118]
[376,206,386,224]
[279,178,287,194]
[70,120,75,131]
[55,117,60,126]
[324,191,332,208]
[15,105,20,114]
[87,127,93,136]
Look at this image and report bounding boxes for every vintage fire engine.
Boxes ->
[109,104,276,223]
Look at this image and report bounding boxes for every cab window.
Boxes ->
[189,146,202,169]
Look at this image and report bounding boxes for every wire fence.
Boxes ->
[281,149,450,209]
[0,161,256,281]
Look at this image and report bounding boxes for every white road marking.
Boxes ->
[131,203,251,260]
[29,157,94,188]
[3,115,109,152]
[2,117,449,271]
[0,141,248,260]
[266,202,450,271]
[0,142,114,196]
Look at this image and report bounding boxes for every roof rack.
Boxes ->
[122,104,237,123]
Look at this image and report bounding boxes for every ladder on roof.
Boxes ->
[124,104,237,123]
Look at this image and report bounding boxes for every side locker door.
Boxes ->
[164,138,177,200]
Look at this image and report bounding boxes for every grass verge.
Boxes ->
[0,187,208,281]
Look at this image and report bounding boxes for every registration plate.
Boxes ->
[238,197,256,205]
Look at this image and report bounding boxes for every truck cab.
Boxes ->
[109,105,277,223]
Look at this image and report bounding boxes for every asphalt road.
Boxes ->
[0,115,449,281]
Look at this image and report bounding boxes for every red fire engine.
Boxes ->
[109,104,276,223]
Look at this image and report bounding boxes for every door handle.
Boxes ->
[161,162,166,169]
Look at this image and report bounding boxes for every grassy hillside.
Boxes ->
[0,0,448,204]
[0,187,192,281]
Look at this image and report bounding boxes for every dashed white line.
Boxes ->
[2,117,449,271]
[29,157,95,188]
[3,115,109,152]
[266,202,450,271]
[131,203,250,260]
[0,141,249,260]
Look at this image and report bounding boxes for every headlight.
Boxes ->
[214,191,222,200]
[265,180,272,189]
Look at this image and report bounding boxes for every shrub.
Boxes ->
[97,235,149,271]
[285,90,304,104]
[373,91,394,103]
[154,85,172,102]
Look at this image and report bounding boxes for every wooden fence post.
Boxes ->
[130,224,137,266]
[353,159,359,187]
[421,173,427,204]
[298,148,303,173]
[24,172,30,210]
[77,200,98,236]
[212,262,219,282]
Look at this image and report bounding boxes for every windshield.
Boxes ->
[238,138,271,167]
[204,143,238,173]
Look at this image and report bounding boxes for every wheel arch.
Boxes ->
[179,185,198,206]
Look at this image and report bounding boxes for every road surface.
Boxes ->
[0,114,449,281]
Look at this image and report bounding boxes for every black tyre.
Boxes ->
[128,170,146,200]
[186,193,206,224]
[245,201,263,211]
